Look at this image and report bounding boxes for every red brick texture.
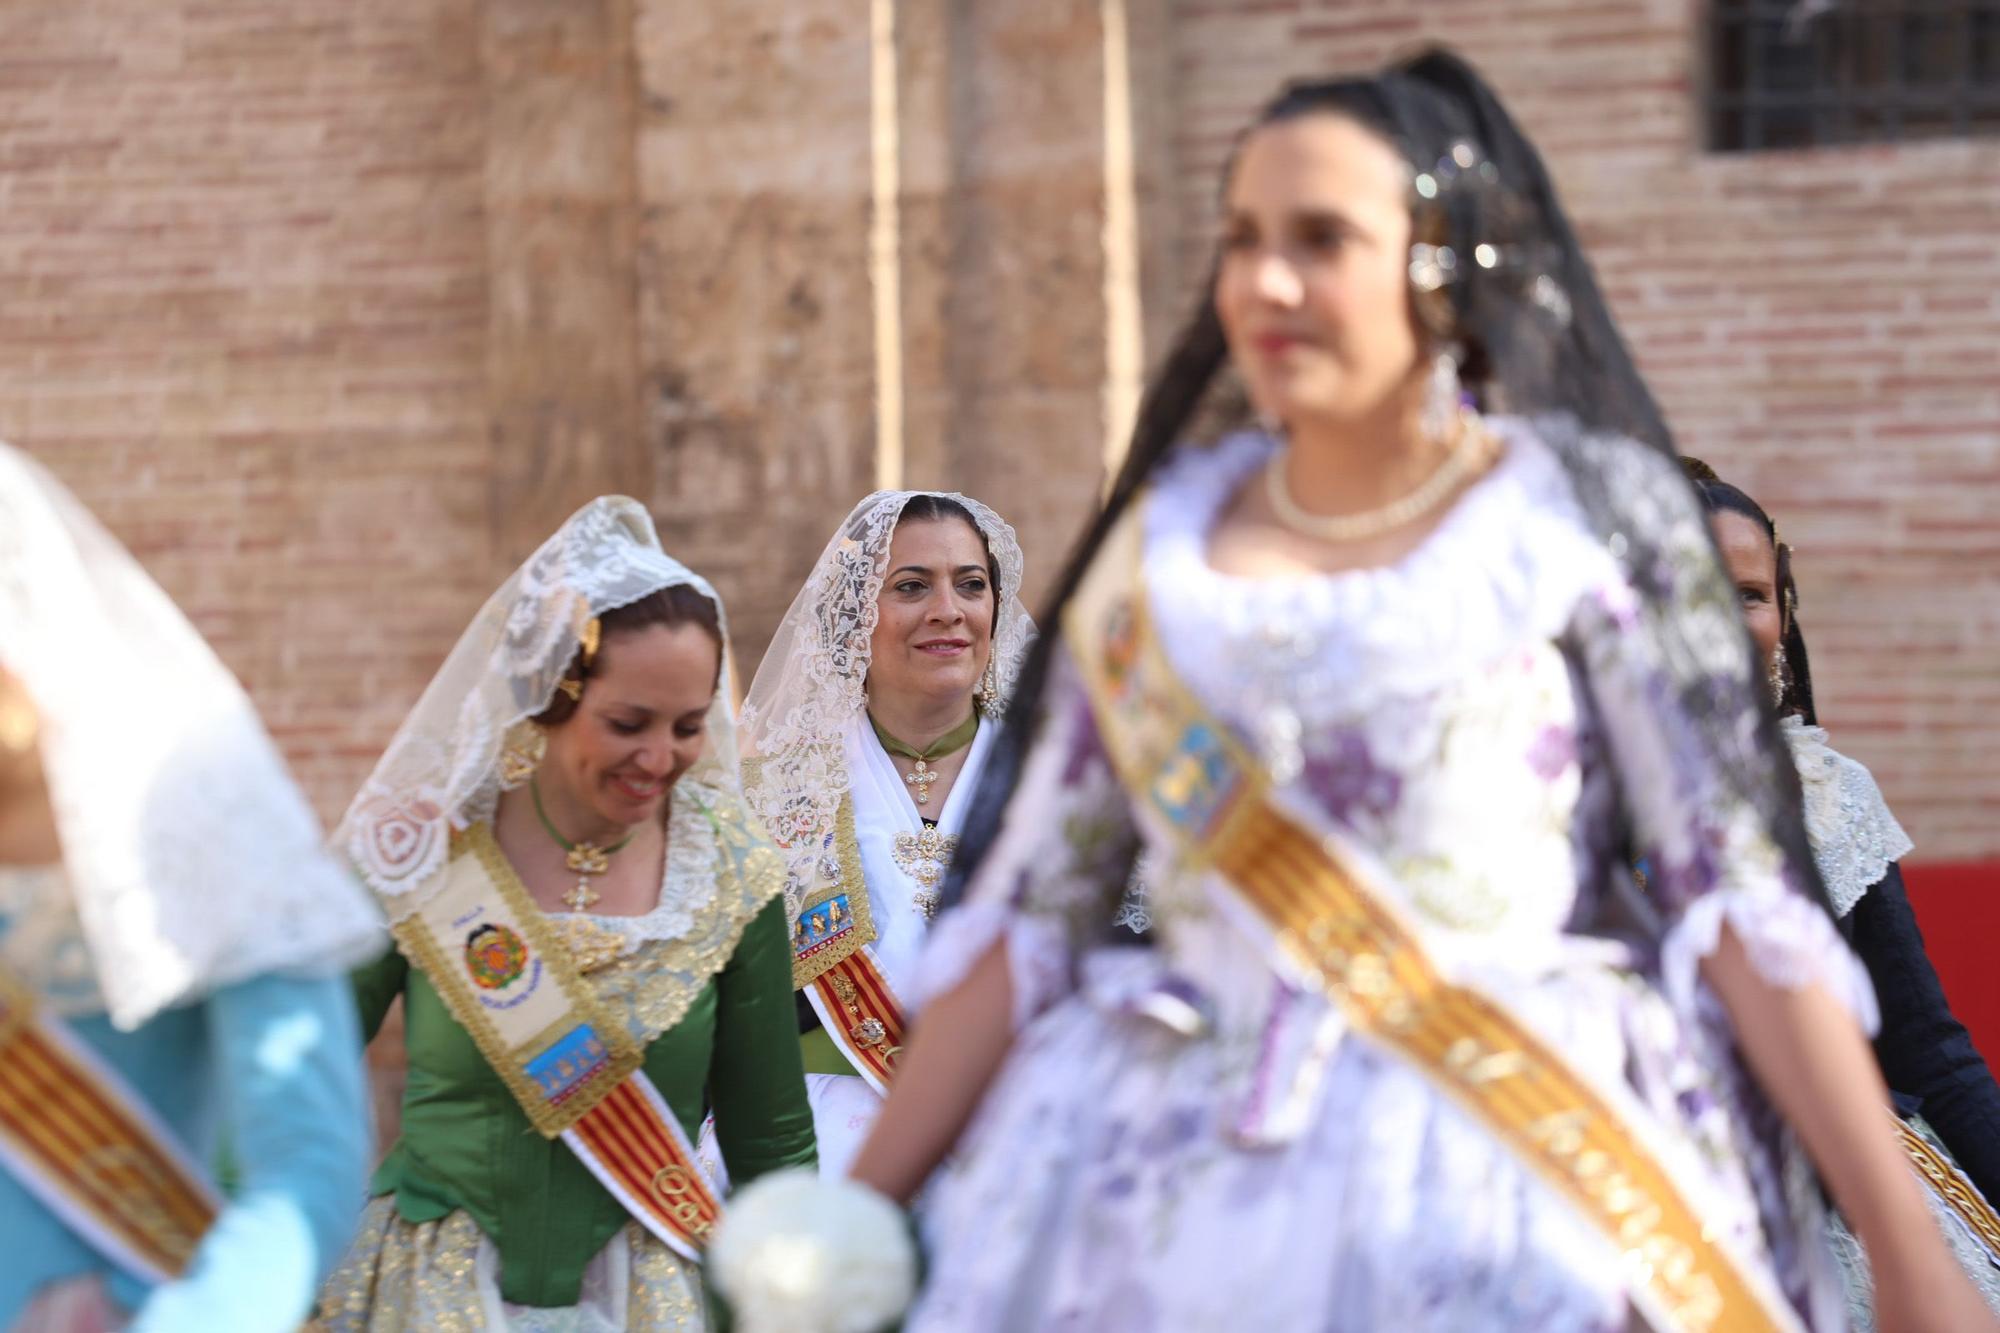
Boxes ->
[3,0,1994,871]
[1161,0,2000,860]
[0,1,496,821]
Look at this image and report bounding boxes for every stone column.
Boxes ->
[630,1,1176,660]
[481,0,650,572]
[633,4,878,670]
[894,0,1179,607]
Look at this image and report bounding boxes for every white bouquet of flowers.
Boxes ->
[709,1169,918,1333]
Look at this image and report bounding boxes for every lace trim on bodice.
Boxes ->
[543,778,725,959]
[1143,423,1618,777]
[1782,717,1914,918]
[556,781,782,1048]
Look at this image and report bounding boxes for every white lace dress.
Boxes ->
[908,424,1873,1332]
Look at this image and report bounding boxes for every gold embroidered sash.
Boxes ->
[791,796,906,1093]
[1065,500,1804,1333]
[389,825,721,1261]
[1897,1114,2000,1262]
[0,966,220,1283]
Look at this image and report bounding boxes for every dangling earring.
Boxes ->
[1766,642,1789,710]
[974,657,1000,716]
[499,721,546,789]
[1422,346,1463,444]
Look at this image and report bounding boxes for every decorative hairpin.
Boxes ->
[579,616,602,668]
[1409,243,1459,293]
[1410,140,1575,333]
[1413,140,1492,201]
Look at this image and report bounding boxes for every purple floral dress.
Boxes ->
[906,424,1874,1332]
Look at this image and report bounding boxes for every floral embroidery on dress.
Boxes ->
[1303,731,1403,827]
[903,419,1868,1333]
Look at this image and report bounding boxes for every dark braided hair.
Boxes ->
[1690,475,1817,726]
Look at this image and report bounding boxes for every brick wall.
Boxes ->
[0,0,495,819]
[1159,0,2000,860]
[3,0,1995,869]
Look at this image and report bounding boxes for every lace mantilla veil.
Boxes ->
[338,496,745,921]
[739,490,1035,921]
[0,443,385,1030]
[944,49,1833,928]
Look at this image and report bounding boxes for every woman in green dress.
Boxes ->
[320,496,815,1330]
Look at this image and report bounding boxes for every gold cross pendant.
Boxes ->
[905,760,938,805]
[563,877,601,912]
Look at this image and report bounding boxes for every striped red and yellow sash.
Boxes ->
[564,1077,720,1251]
[1065,500,1804,1333]
[0,968,219,1283]
[807,951,904,1092]
[790,796,907,1094]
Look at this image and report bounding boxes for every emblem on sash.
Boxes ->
[464,923,530,990]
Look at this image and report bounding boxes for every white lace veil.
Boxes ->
[0,443,386,1030]
[337,496,744,922]
[739,490,1035,918]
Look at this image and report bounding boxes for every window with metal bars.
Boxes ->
[1707,0,2000,152]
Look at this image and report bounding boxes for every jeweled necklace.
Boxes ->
[869,711,978,807]
[530,778,637,912]
[1264,412,1485,543]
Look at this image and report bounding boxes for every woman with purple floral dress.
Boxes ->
[709,49,1995,1333]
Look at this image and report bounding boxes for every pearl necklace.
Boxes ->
[1264,413,1486,544]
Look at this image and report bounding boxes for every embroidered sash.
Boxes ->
[1066,501,1803,1333]
[1898,1114,2000,1264]
[791,797,906,1093]
[390,826,720,1261]
[0,966,221,1284]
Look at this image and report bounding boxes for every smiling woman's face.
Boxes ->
[538,621,718,833]
[865,516,995,714]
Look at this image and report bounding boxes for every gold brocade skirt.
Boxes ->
[314,1196,704,1333]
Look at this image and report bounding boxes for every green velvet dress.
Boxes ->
[317,780,816,1330]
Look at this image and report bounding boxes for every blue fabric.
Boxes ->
[0,971,371,1331]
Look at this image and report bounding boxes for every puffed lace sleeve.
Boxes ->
[912,644,1142,1029]
[1561,433,1877,1034]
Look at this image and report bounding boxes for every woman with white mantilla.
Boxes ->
[727,492,1038,1179]
[0,442,381,1332]
[321,497,814,1330]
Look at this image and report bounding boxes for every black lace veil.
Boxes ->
[942,47,1829,922]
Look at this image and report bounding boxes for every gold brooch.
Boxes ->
[892,827,958,919]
